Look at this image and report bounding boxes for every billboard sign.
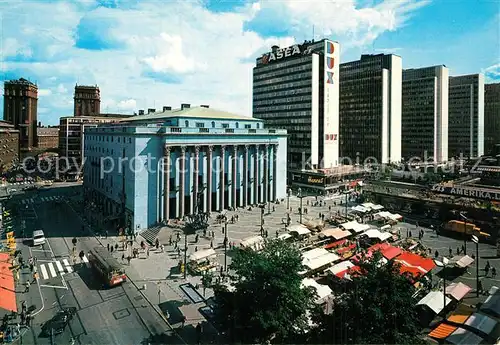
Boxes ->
[262,44,312,64]
[430,184,500,202]
[323,40,340,168]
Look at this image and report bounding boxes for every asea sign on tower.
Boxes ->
[262,45,302,64]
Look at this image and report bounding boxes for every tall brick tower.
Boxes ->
[3,78,38,151]
[74,84,101,116]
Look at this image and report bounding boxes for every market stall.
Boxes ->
[240,235,265,251]
[188,248,218,274]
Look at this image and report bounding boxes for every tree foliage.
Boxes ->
[212,240,316,344]
[311,253,426,345]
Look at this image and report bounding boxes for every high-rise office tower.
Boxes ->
[402,65,449,163]
[3,78,38,151]
[339,54,402,164]
[253,39,340,169]
[448,74,484,158]
[484,83,500,156]
[74,84,101,116]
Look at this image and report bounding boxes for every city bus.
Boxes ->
[87,246,127,287]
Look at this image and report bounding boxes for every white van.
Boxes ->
[32,230,46,246]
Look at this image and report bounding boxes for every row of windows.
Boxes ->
[254,95,312,107]
[86,135,133,144]
[254,56,312,76]
[253,81,311,96]
[253,88,312,101]
[253,60,312,81]
[254,103,313,113]
[253,71,312,88]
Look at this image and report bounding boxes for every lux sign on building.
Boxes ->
[262,45,302,63]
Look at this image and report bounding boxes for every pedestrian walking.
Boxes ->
[24,281,30,293]
[155,238,159,249]
[127,256,131,265]
[434,250,439,259]
[493,267,497,278]
[115,243,118,251]
[449,247,453,257]
[160,244,164,253]
[122,253,125,262]
[181,315,186,328]
[210,241,213,248]
[485,265,490,277]
[32,272,38,283]
[457,247,460,255]
[105,230,108,239]
[110,246,114,253]
[169,235,172,245]
[146,248,149,257]
[107,243,110,251]
[21,300,26,313]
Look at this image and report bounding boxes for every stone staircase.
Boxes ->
[139,226,162,245]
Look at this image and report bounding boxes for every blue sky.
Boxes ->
[0,0,498,125]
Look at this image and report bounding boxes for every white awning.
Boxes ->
[352,205,369,213]
[302,248,330,261]
[371,204,384,210]
[189,248,217,262]
[326,260,354,275]
[288,224,311,236]
[240,235,265,250]
[417,291,452,314]
[277,233,292,240]
[340,221,370,233]
[303,253,340,271]
[301,278,333,302]
[362,229,392,241]
[320,228,352,240]
[361,202,375,209]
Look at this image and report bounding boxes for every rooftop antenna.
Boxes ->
[312,25,315,41]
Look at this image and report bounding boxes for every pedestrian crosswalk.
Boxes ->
[21,196,64,204]
[37,255,91,280]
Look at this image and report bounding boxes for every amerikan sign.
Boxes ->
[431,184,500,202]
[262,44,307,64]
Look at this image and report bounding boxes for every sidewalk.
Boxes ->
[95,233,212,344]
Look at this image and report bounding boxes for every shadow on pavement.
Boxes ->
[74,263,106,291]
[158,301,189,325]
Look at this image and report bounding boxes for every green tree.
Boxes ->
[212,240,316,344]
[311,253,426,345]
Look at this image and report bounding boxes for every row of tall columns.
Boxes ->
[161,143,278,220]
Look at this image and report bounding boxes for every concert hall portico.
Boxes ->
[83,106,288,232]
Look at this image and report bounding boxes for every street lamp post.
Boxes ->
[436,257,450,310]
[472,235,480,297]
[461,212,468,254]
[344,191,349,217]
[184,232,188,279]
[260,206,264,236]
[224,220,228,271]
[287,188,290,210]
[298,187,303,224]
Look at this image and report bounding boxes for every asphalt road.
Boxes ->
[9,187,170,345]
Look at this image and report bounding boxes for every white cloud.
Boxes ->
[38,89,53,97]
[0,0,430,124]
[141,33,206,74]
[483,63,500,82]
[56,84,68,94]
